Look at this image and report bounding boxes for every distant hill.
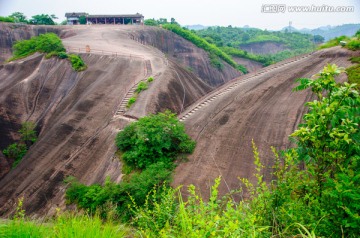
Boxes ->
[184,24,207,30]
[281,24,360,41]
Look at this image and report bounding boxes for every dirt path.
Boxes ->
[173,47,359,200]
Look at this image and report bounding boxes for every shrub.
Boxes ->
[162,24,247,73]
[0,16,15,22]
[57,51,68,59]
[318,35,351,49]
[9,33,86,72]
[147,77,154,83]
[68,54,87,71]
[126,96,137,108]
[2,143,27,168]
[2,121,38,168]
[135,81,148,93]
[65,162,172,219]
[345,39,360,50]
[115,111,196,169]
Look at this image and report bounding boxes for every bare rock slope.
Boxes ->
[173,47,359,199]
[0,24,227,216]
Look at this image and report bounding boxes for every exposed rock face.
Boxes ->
[130,27,242,86]
[0,24,217,216]
[173,47,359,200]
[0,151,10,180]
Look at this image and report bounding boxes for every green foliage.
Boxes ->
[0,16,15,23]
[345,38,360,50]
[290,64,360,236]
[11,33,65,59]
[356,29,360,39]
[115,111,195,169]
[126,96,137,108]
[144,19,158,26]
[9,33,87,71]
[2,143,27,168]
[196,26,315,65]
[130,64,360,237]
[57,51,68,59]
[147,77,154,83]
[19,121,37,145]
[318,35,351,49]
[66,162,172,219]
[0,199,128,238]
[2,121,38,168]
[9,12,27,23]
[162,24,247,73]
[135,81,148,93]
[346,57,360,90]
[29,14,56,25]
[68,54,87,71]
[221,46,273,66]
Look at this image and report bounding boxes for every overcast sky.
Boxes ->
[0,0,359,30]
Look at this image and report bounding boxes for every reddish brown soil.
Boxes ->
[173,47,359,200]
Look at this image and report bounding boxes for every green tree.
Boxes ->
[10,12,27,23]
[144,19,158,26]
[313,34,324,44]
[115,111,196,169]
[29,14,56,25]
[291,64,360,236]
[19,121,37,146]
[0,16,15,23]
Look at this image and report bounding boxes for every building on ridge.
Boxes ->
[65,12,144,25]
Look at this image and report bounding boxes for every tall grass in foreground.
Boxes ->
[0,205,129,238]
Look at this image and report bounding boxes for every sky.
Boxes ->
[0,0,359,30]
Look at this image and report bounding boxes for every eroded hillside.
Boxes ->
[0,23,232,216]
[173,47,359,200]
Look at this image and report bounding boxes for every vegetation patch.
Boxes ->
[127,77,155,109]
[66,111,195,220]
[317,35,351,49]
[135,81,148,93]
[115,111,195,169]
[2,121,37,168]
[196,26,319,65]
[126,96,137,108]
[162,24,247,73]
[8,33,87,71]
[4,64,360,237]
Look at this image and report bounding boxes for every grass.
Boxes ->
[0,213,129,238]
[317,35,351,49]
[127,78,155,109]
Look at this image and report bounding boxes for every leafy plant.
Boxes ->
[147,77,154,83]
[115,111,195,169]
[68,54,87,71]
[2,121,38,168]
[0,16,15,22]
[162,24,247,73]
[126,96,137,108]
[2,143,27,168]
[135,81,148,93]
